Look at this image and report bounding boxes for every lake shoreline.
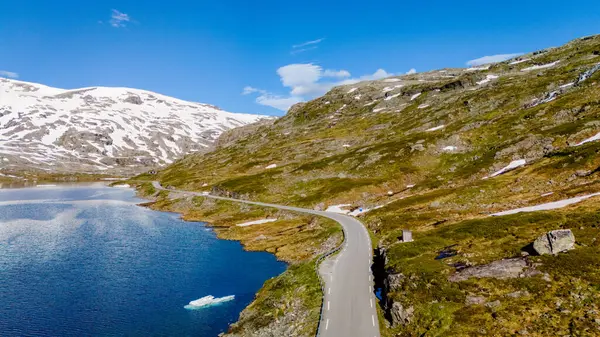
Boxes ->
[131,181,342,337]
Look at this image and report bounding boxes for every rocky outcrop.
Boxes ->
[449,258,539,282]
[390,301,414,326]
[533,229,575,255]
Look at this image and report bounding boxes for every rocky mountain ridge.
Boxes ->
[0,78,268,176]
[147,34,600,337]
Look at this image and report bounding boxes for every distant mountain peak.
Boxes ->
[0,78,269,175]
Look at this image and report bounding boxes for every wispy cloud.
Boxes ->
[466,53,522,66]
[292,38,325,49]
[0,70,18,78]
[406,68,417,75]
[109,9,131,28]
[243,64,393,112]
[291,38,324,55]
[290,46,318,55]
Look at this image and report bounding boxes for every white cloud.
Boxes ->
[109,9,131,28]
[466,53,522,66]
[244,64,394,112]
[406,68,417,75]
[323,69,351,78]
[0,70,18,78]
[292,38,324,49]
[256,95,303,111]
[242,86,266,95]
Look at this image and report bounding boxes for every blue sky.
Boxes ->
[1,1,599,116]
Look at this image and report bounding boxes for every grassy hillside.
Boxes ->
[139,35,600,336]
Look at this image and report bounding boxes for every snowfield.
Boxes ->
[0,78,267,173]
[492,193,600,216]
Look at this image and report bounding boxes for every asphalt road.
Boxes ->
[151,182,380,337]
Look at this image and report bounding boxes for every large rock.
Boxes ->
[390,301,414,326]
[533,229,575,255]
[385,273,405,292]
[449,258,533,282]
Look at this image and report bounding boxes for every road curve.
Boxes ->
[151,182,380,337]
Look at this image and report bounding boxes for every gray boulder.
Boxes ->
[533,229,575,255]
[385,273,405,292]
[449,258,529,282]
[390,301,414,326]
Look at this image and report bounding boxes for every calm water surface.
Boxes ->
[0,184,286,336]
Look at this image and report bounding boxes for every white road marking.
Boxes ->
[328,288,331,295]
[327,301,330,311]
[369,285,373,292]
[372,315,376,326]
[370,298,373,308]
[325,319,330,330]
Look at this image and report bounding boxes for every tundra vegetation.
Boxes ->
[133,35,600,336]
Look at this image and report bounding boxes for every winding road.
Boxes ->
[151,182,380,337]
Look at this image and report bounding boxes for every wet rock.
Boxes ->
[390,301,414,326]
[533,229,575,255]
[449,258,532,282]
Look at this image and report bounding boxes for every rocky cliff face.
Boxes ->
[0,78,269,175]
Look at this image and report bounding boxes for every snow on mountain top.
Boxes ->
[0,78,268,174]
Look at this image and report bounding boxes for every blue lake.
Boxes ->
[0,184,286,336]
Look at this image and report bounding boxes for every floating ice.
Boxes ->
[184,295,235,309]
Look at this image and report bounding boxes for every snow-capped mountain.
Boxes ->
[0,78,268,174]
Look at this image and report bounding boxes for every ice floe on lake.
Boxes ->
[184,295,235,309]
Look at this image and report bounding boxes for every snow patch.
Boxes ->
[325,204,353,214]
[442,146,457,151]
[509,58,530,65]
[466,66,490,71]
[575,132,600,146]
[236,219,278,227]
[347,88,358,94]
[410,93,421,101]
[488,159,526,178]
[492,193,600,216]
[265,164,277,169]
[476,74,499,85]
[385,93,401,101]
[426,125,445,132]
[373,108,386,113]
[521,61,560,72]
[383,78,401,82]
[418,104,430,109]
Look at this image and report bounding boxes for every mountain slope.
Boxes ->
[146,35,600,337]
[0,78,268,175]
